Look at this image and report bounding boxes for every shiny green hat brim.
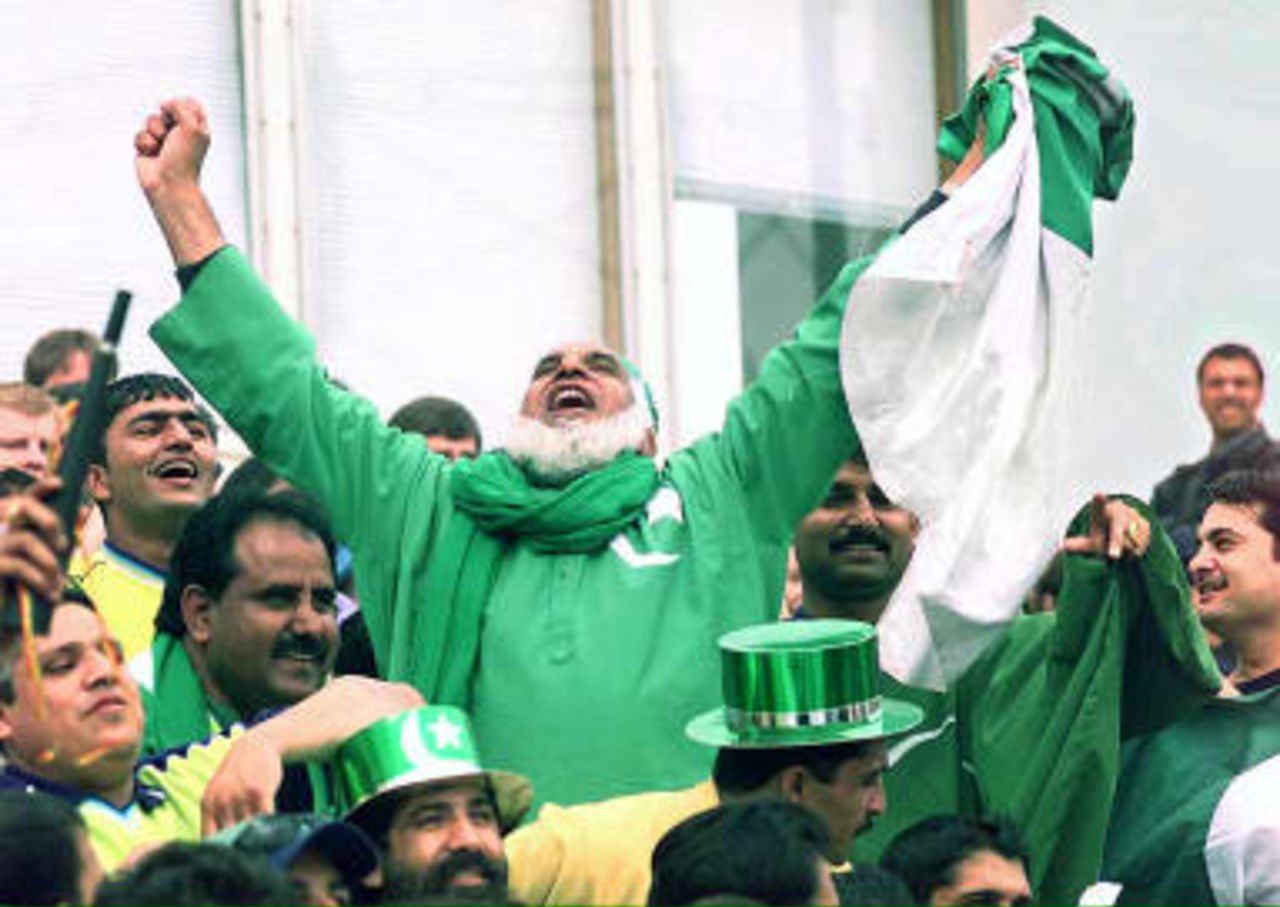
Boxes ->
[344,765,533,837]
[333,706,533,835]
[685,696,924,749]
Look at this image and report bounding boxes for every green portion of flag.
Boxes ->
[855,500,1218,904]
[1103,689,1280,904]
[939,16,1135,255]
[966,499,1217,904]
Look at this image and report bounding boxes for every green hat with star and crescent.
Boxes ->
[333,705,533,836]
[686,619,924,748]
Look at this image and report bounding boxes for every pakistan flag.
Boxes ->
[837,17,1221,906]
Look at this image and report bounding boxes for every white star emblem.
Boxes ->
[427,714,465,751]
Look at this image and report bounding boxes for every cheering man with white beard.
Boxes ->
[133,98,868,809]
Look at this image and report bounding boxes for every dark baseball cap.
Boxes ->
[211,813,379,886]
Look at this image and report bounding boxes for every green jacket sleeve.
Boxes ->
[679,257,871,546]
[150,248,442,642]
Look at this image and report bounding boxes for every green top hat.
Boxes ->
[333,705,533,835]
[686,619,924,748]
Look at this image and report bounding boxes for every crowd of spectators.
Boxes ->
[0,42,1277,907]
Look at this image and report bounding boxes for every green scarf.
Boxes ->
[413,451,659,707]
[452,450,659,552]
[140,633,238,756]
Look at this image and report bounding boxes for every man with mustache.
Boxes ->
[132,97,868,808]
[73,374,220,661]
[790,457,919,626]
[1152,343,1280,562]
[132,491,341,764]
[335,706,533,903]
[0,480,424,874]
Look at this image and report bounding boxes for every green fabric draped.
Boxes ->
[937,15,1135,255]
[451,451,660,554]
[140,633,237,756]
[415,451,660,707]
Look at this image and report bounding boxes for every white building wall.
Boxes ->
[0,2,249,380]
[1019,1,1280,495]
[294,1,602,444]
[663,0,939,446]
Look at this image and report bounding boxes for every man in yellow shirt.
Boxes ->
[506,620,923,905]
[73,373,219,659]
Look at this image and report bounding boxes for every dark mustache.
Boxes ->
[426,848,506,888]
[832,523,890,551]
[271,632,330,660]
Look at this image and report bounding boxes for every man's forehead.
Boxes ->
[1200,501,1266,538]
[0,407,57,432]
[536,342,619,363]
[38,603,109,651]
[1202,356,1261,381]
[832,462,893,505]
[856,742,890,769]
[395,777,490,810]
[835,462,874,486]
[116,395,200,421]
[232,518,333,577]
[825,744,889,780]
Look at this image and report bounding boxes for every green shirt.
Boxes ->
[152,247,862,809]
[132,633,239,757]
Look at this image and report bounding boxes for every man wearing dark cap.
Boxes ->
[215,812,379,907]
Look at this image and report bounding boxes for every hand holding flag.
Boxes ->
[1062,494,1151,560]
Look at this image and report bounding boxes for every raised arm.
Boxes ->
[200,675,423,834]
[134,100,441,648]
[689,259,867,545]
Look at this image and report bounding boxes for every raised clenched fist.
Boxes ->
[134,98,210,197]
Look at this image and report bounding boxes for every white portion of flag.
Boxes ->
[1205,752,1280,906]
[840,63,1094,690]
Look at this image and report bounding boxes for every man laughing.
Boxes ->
[75,374,220,660]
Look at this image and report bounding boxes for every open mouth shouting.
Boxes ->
[545,382,597,420]
[150,457,201,488]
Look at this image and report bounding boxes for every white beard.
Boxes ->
[505,402,653,485]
